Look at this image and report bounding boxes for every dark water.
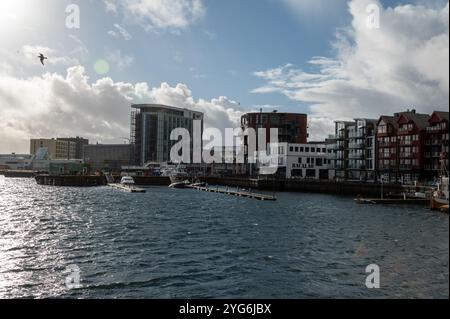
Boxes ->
[0,177,448,299]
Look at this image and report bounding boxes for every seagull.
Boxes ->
[38,53,48,66]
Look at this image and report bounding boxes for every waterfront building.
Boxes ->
[57,137,89,159]
[259,142,330,179]
[241,111,308,145]
[425,111,449,180]
[241,111,308,177]
[130,104,204,165]
[333,119,377,181]
[30,138,76,160]
[0,154,33,170]
[325,137,337,180]
[376,115,400,183]
[83,144,131,173]
[376,109,435,184]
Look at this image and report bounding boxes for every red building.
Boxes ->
[376,115,399,182]
[376,110,430,184]
[241,111,308,145]
[425,111,449,179]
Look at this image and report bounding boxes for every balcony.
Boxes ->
[348,142,365,149]
[427,125,447,132]
[348,154,364,159]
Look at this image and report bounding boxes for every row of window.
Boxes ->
[289,146,326,154]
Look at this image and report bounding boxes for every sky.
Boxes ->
[0,0,448,153]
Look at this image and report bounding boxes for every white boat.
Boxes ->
[120,176,135,186]
[169,180,191,189]
[165,165,189,184]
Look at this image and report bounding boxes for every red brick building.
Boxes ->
[376,110,431,184]
[376,115,399,182]
[241,111,308,145]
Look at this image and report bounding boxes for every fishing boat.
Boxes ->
[430,153,449,211]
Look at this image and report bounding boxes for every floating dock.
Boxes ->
[354,198,428,205]
[188,185,276,201]
[108,183,146,193]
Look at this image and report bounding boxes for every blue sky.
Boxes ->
[0,0,448,153]
[3,0,410,109]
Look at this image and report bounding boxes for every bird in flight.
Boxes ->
[38,53,48,66]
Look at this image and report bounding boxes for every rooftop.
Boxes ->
[131,103,203,115]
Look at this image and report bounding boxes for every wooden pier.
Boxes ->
[188,185,276,201]
[108,183,146,193]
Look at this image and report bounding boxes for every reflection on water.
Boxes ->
[0,178,448,298]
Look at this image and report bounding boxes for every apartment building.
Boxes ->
[30,139,76,160]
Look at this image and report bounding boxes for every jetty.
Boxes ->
[188,185,276,201]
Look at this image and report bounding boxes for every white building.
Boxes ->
[258,142,331,179]
[0,154,33,170]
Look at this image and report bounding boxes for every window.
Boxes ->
[290,146,294,152]
[295,147,299,152]
[300,147,304,152]
[311,147,315,153]
[305,147,310,153]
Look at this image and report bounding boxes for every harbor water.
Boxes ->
[0,177,448,298]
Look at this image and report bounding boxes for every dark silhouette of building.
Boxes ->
[241,111,308,145]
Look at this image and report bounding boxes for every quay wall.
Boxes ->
[35,175,106,187]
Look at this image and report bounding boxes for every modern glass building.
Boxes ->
[130,104,204,165]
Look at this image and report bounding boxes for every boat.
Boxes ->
[430,153,449,212]
[120,176,135,186]
[169,180,191,189]
[164,165,190,184]
[106,175,146,193]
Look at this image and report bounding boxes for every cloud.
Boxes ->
[106,50,135,71]
[21,45,79,67]
[104,0,205,32]
[0,66,243,153]
[253,0,449,140]
[108,24,133,40]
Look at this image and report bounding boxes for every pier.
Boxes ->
[188,185,276,201]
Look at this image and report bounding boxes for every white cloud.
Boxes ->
[104,0,205,32]
[0,66,243,153]
[108,24,133,40]
[253,0,449,140]
[21,45,79,67]
[106,50,135,71]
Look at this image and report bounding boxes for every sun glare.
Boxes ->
[0,0,31,26]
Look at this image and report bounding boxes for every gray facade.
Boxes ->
[83,144,131,172]
[334,119,377,181]
[131,104,204,165]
